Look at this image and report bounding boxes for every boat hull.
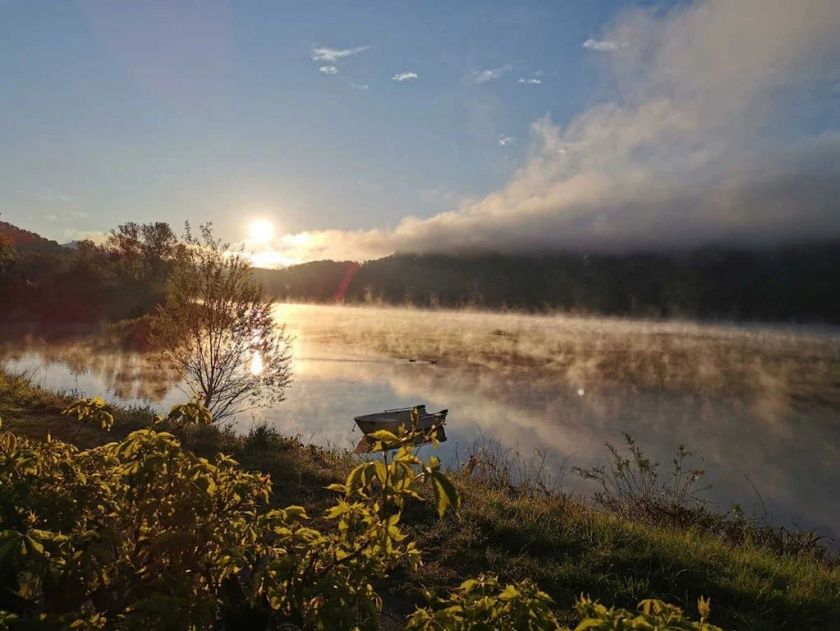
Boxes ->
[354,407,447,435]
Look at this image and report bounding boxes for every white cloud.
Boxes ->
[518,78,542,85]
[472,64,512,84]
[350,82,369,91]
[392,71,418,82]
[274,0,840,262]
[497,135,514,146]
[310,45,372,62]
[319,65,338,75]
[582,38,619,52]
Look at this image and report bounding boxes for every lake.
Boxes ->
[3,303,840,540]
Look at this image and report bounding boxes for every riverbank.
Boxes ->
[2,369,839,629]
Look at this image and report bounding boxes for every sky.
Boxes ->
[1,0,839,265]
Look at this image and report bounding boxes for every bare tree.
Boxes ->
[152,224,292,421]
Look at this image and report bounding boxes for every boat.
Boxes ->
[354,405,448,435]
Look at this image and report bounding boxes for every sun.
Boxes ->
[247,218,275,244]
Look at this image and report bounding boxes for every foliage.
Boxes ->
[0,400,467,629]
[151,224,293,420]
[0,221,182,327]
[154,400,214,428]
[3,370,837,628]
[0,234,12,274]
[103,222,179,286]
[406,579,721,631]
[406,574,560,630]
[574,433,709,524]
[571,435,833,562]
[61,397,115,431]
[569,595,722,630]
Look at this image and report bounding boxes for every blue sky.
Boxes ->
[1,1,623,241]
[2,1,839,263]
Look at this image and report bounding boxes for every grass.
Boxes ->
[403,481,840,628]
[2,369,839,630]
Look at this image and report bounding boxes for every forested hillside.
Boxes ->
[3,219,840,325]
[257,243,840,323]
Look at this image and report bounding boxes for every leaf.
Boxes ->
[325,501,352,520]
[283,505,308,520]
[0,431,16,453]
[367,429,399,445]
[374,461,387,485]
[498,585,521,601]
[430,471,459,518]
[23,534,45,557]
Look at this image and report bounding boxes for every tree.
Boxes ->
[0,234,11,275]
[105,222,180,284]
[152,224,292,420]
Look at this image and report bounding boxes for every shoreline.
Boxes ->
[2,368,839,629]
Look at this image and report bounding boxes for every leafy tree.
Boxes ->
[152,224,292,421]
[0,234,11,275]
[105,222,180,284]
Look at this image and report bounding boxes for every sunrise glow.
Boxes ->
[247,218,275,244]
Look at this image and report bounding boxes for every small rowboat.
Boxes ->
[354,405,448,435]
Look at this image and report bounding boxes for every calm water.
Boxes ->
[3,304,840,540]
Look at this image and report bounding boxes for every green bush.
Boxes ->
[0,406,721,630]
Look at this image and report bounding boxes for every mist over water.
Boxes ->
[3,303,840,539]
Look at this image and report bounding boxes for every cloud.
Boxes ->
[472,64,512,84]
[391,71,418,82]
[497,135,514,146]
[518,78,542,85]
[310,45,372,62]
[319,65,338,75]
[271,0,840,263]
[350,82,369,91]
[582,38,619,52]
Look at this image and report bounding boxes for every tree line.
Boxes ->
[3,219,839,325]
[256,243,840,323]
[0,221,180,328]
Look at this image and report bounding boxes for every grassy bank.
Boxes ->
[2,370,839,629]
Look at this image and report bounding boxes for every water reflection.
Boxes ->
[1,343,178,403]
[2,339,839,540]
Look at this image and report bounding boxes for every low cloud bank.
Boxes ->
[270,0,840,263]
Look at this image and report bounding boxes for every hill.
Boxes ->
[257,242,840,323]
[0,220,67,256]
